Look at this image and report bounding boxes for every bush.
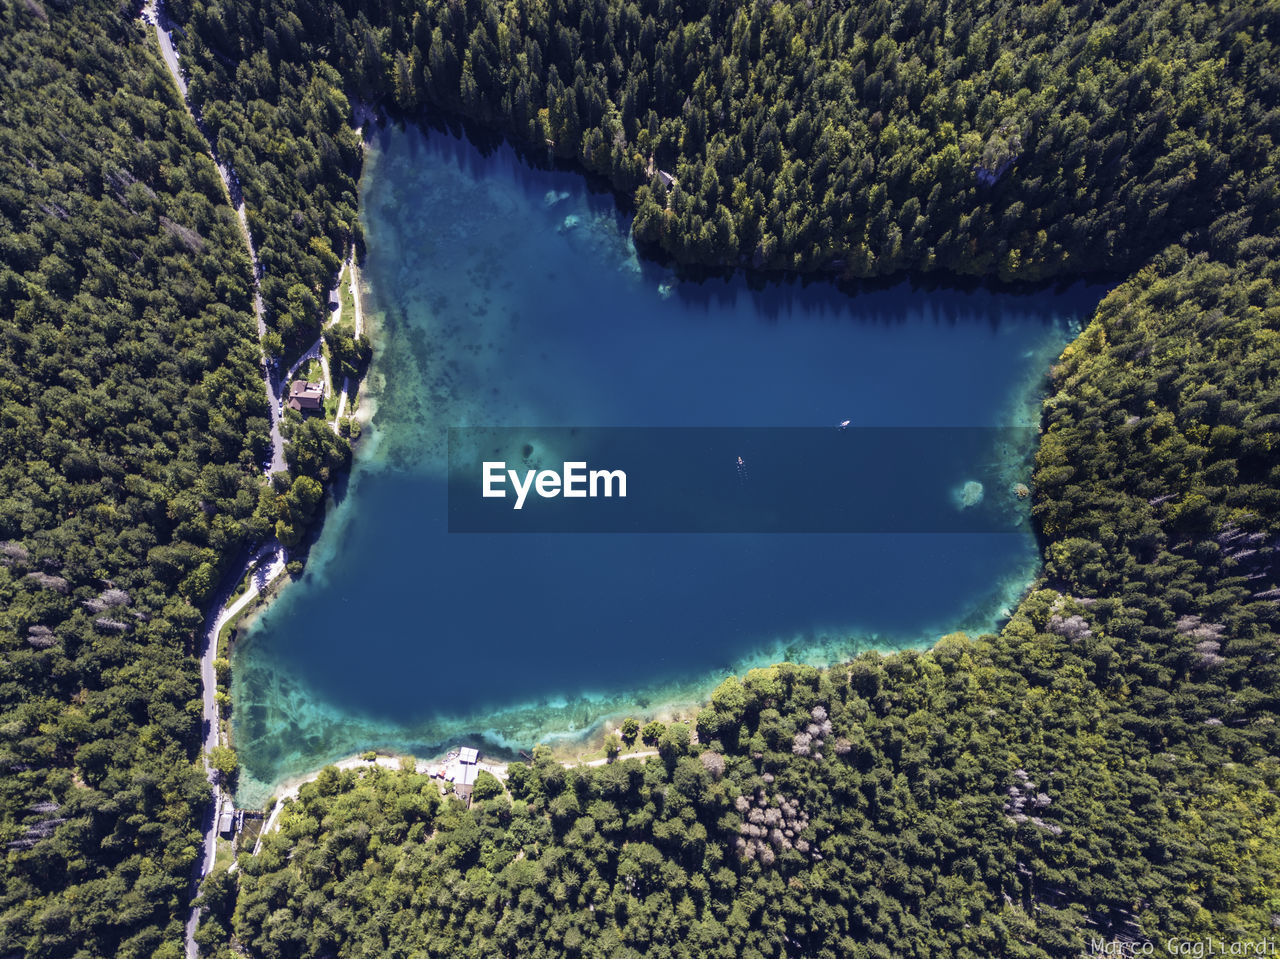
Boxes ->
[640,720,665,746]
[472,771,505,802]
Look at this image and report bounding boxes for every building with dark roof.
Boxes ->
[287,380,324,412]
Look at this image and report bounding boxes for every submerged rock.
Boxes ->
[955,480,985,509]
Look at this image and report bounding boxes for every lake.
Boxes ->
[230,122,1103,806]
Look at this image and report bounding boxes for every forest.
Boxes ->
[170,0,1280,310]
[0,1,355,954]
[202,246,1280,959]
[0,2,270,956]
[0,0,1277,955]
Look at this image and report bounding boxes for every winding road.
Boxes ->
[142,8,375,952]
[182,548,285,955]
[140,4,288,954]
[142,0,286,475]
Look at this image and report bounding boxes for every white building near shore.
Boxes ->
[452,748,479,786]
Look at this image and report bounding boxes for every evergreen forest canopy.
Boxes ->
[168,0,1280,354]
[0,0,1277,956]
[0,4,269,956]
[205,246,1280,959]
[0,2,347,954]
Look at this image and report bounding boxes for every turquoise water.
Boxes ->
[231,123,1103,806]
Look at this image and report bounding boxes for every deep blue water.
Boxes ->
[231,124,1104,804]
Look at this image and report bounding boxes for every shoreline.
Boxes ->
[382,104,1128,297]
[227,342,1057,811]
[225,122,1082,813]
[233,562,1040,810]
[248,745,662,856]
[231,552,1042,810]
[230,373,1057,812]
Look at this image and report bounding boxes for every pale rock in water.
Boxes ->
[955,480,985,509]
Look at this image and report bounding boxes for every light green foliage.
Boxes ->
[658,721,692,761]
[471,770,505,802]
[208,746,240,782]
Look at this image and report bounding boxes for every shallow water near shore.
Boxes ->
[231,123,1104,807]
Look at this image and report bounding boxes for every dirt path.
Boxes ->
[331,260,362,430]
[143,0,285,475]
[140,5,290,953]
[182,546,284,955]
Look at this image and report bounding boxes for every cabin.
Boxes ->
[438,747,478,803]
[287,380,324,412]
[425,747,486,805]
[218,803,235,838]
[455,747,479,787]
[644,153,678,191]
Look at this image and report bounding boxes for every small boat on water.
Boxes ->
[838,419,851,430]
